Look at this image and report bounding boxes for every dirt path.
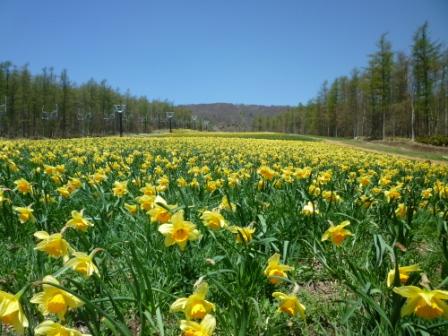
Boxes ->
[319,138,448,165]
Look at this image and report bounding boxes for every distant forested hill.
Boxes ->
[178,103,289,130]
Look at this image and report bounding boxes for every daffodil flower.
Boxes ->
[0,290,28,335]
[393,286,448,320]
[170,282,215,320]
[200,210,227,230]
[65,210,94,232]
[158,210,201,250]
[34,231,72,260]
[14,178,33,194]
[302,201,319,216]
[124,202,138,215]
[264,253,294,284]
[386,264,420,287]
[257,166,276,180]
[228,225,255,244]
[179,314,216,336]
[272,291,306,318]
[321,220,352,246]
[219,196,236,212]
[30,275,83,320]
[112,181,128,197]
[148,196,176,224]
[136,194,156,211]
[13,205,35,224]
[65,249,102,278]
[35,320,91,336]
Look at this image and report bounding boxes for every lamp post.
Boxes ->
[0,96,6,135]
[41,104,59,137]
[191,115,197,130]
[77,107,91,137]
[139,114,149,133]
[0,96,6,114]
[166,112,175,133]
[114,104,126,137]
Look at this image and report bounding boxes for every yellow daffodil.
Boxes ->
[30,275,83,320]
[272,291,306,318]
[35,320,90,336]
[13,205,35,223]
[44,165,56,175]
[421,188,433,199]
[67,178,82,192]
[393,286,448,320]
[112,181,128,197]
[156,176,169,192]
[14,178,32,194]
[177,177,188,188]
[190,178,200,189]
[264,253,294,284]
[200,210,227,230]
[257,166,276,180]
[148,196,175,224]
[228,225,255,243]
[136,194,156,211]
[359,195,374,208]
[302,201,319,216]
[124,203,138,215]
[219,196,236,212]
[358,175,371,187]
[34,231,72,260]
[170,282,215,320]
[322,190,342,203]
[0,188,7,205]
[386,264,421,287]
[140,183,156,196]
[158,210,201,250]
[179,314,216,336]
[65,250,101,278]
[395,203,407,219]
[321,220,352,246]
[0,290,28,335]
[385,187,401,202]
[308,184,321,197]
[57,186,71,198]
[65,210,93,232]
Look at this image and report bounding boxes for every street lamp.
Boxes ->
[0,96,6,135]
[41,104,59,121]
[0,96,6,114]
[114,104,126,137]
[41,104,59,137]
[76,107,91,137]
[166,111,175,133]
[139,113,149,133]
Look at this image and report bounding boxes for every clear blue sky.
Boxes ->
[1,0,447,106]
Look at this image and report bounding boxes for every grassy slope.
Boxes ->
[311,137,448,163]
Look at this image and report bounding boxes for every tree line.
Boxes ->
[253,23,448,140]
[0,64,197,138]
